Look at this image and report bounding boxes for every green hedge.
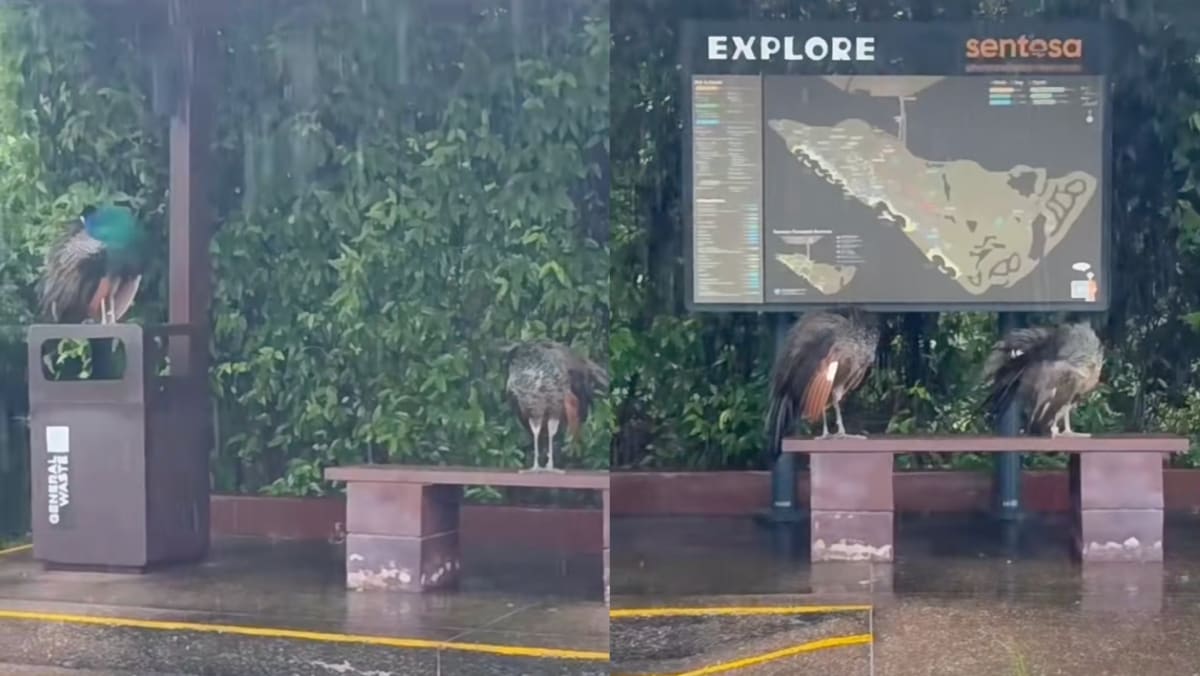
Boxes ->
[0,0,610,501]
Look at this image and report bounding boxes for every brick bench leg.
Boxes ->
[810,453,894,563]
[1075,452,1163,563]
[344,483,461,591]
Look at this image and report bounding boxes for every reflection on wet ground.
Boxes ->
[0,536,608,675]
[613,513,1200,675]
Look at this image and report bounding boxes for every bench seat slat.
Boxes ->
[783,434,1188,454]
[326,465,609,490]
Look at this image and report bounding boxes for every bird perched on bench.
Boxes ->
[37,205,145,325]
[765,308,880,456]
[503,339,609,473]
[980,320,1103,437]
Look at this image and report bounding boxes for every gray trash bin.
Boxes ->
[27,323,209,571]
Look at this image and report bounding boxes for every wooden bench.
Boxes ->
[324,465,610,603]
[782,435,1188,564]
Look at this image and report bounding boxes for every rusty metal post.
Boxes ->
[168,1,216,371]
[165,1,218,556]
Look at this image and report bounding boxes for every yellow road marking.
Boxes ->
[0,544,31,557]
[0,609,609,661]
[673,633,873,676]
[610,604,871,619]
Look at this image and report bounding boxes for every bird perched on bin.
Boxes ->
[37,204,145,325]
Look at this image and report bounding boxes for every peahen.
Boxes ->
[503,340,609,473]
[765,308,880,457]
[980,320,1103,437]
[37,205,145,325]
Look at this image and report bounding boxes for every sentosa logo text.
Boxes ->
[965,36,1083,59]
[706,35,876,62]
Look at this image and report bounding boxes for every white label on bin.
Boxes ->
[47,426,69,455]
[46,426,70,526]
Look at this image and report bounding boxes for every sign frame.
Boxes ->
[680,19,1116,313]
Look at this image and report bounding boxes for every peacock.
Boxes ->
[37,205,145,325]
[503,340,609,473]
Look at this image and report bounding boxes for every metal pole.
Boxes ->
[770,453,798,515]
[993,313,1023,522]
[757,313,806,527]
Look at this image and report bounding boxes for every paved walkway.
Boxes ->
[612,513,1200,675]
[0,538,607,675]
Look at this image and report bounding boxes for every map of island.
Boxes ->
[687,73,1107,307]
[767,116,1098,295]
[774,252,857,294]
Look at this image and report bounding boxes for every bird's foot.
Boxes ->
[1052,430,1092,438]
[520,464,567,474]
[817,431,868,440]
[520,467,566,474]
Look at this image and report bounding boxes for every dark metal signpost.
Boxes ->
[995,312,1025,525]
[759,314,807,531]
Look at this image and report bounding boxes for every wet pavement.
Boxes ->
[13,514,1200,674]
[613,512,1200,675]
[612,611,869,675]
[0,537,608,675]
[0,621,607,675]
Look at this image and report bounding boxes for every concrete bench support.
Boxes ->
[785,435,1186,565]
[326,465,610,603]
[1073,452,1164,562]
[810,453,894,563]
[345,482,461,592]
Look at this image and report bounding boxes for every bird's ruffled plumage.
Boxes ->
[765,309,879,458]
[37,221,106,323]
[980,322,1103,435]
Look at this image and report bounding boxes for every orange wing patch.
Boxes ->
[87,275,113,322]
[564,389,582,444]
[801,357,838,423]
[112,274,142,322]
